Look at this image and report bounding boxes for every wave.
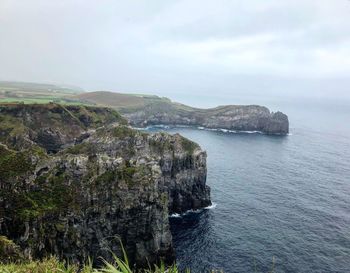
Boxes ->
[169,202,217,218]
[204,202,217,209]
[169,213,181,218]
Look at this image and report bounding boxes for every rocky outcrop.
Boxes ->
[122,104,289,135]
[0,104,210,267]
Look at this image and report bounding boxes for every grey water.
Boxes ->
[146,96,350,273]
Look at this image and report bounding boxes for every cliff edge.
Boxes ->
[0,103,210,267]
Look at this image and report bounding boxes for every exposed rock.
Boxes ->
[75,91,289,135]
[123,104,289,135]
[0,104,210,267]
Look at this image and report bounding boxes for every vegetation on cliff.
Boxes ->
[0,103,210,268]
[0,257,185,273]
[0,237,184,273]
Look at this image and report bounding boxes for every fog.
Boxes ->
[0,0,349,101]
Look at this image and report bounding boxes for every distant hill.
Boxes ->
[0,81,83,94]
[0,81,84,104]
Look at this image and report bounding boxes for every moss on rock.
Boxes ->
[0,146,33,179]
[180,137,198,154]
[0,236,23,263]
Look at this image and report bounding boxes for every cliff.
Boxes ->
[123,103,289,135]
[76,92,289,135]
[0,103,210,267]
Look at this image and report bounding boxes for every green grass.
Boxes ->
[64,142,92,155]
[0,236,23,264]
[0,243,183,273]
[0,146,33,179]
[0,257,182,273]
[111,126,136,138]
[0,254,276,273]
[0,237,276,273]
[180,137,198,154]
[0,257,275,273]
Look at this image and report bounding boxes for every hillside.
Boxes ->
[77,91,149,108]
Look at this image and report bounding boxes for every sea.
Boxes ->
[144,94,350,273]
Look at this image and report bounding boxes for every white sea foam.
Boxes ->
[132,127,147,130]
[152,124,170,129]
[204,202,217,209]
[205,127,263,134]
[169,213,181,218]
[134,124,279,135]
[169,203,217,218]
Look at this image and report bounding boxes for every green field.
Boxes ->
[0,81,91,106]
[0,81,173,110]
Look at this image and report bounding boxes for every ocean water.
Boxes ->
[146,96,350,273]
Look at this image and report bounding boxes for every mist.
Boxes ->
[1,0,349,101]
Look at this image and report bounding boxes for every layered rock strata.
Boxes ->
[0,104,210,267]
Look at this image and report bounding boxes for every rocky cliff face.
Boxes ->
[123,104,289,135]
[0,104,210,267]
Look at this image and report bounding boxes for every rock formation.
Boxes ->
[76,92,289,135]
[122,103,289,135]
[0,103,210,267]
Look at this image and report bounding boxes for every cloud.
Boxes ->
[0,0,349,98]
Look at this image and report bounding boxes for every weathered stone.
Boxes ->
[0,104,211,267]
[123,104,289,135]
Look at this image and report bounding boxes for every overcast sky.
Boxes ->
[0,0,349,101]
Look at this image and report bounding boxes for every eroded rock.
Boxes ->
[0,104,211,267]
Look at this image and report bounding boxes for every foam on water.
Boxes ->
[137,124,267,135]
[204,202,217,210]
[169,213,181,218]
[169,203,217,218]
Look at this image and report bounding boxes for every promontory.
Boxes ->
[77,91,289,135]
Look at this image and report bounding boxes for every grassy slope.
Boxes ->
[77,91,147,108]
[0,82,190,112]
[75,91,264,116]
[0,236,182,273]
[75,91,200,117]
[75,91,184,113]
[0,81,245,113]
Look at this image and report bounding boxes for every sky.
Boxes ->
[0,0,350,101]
